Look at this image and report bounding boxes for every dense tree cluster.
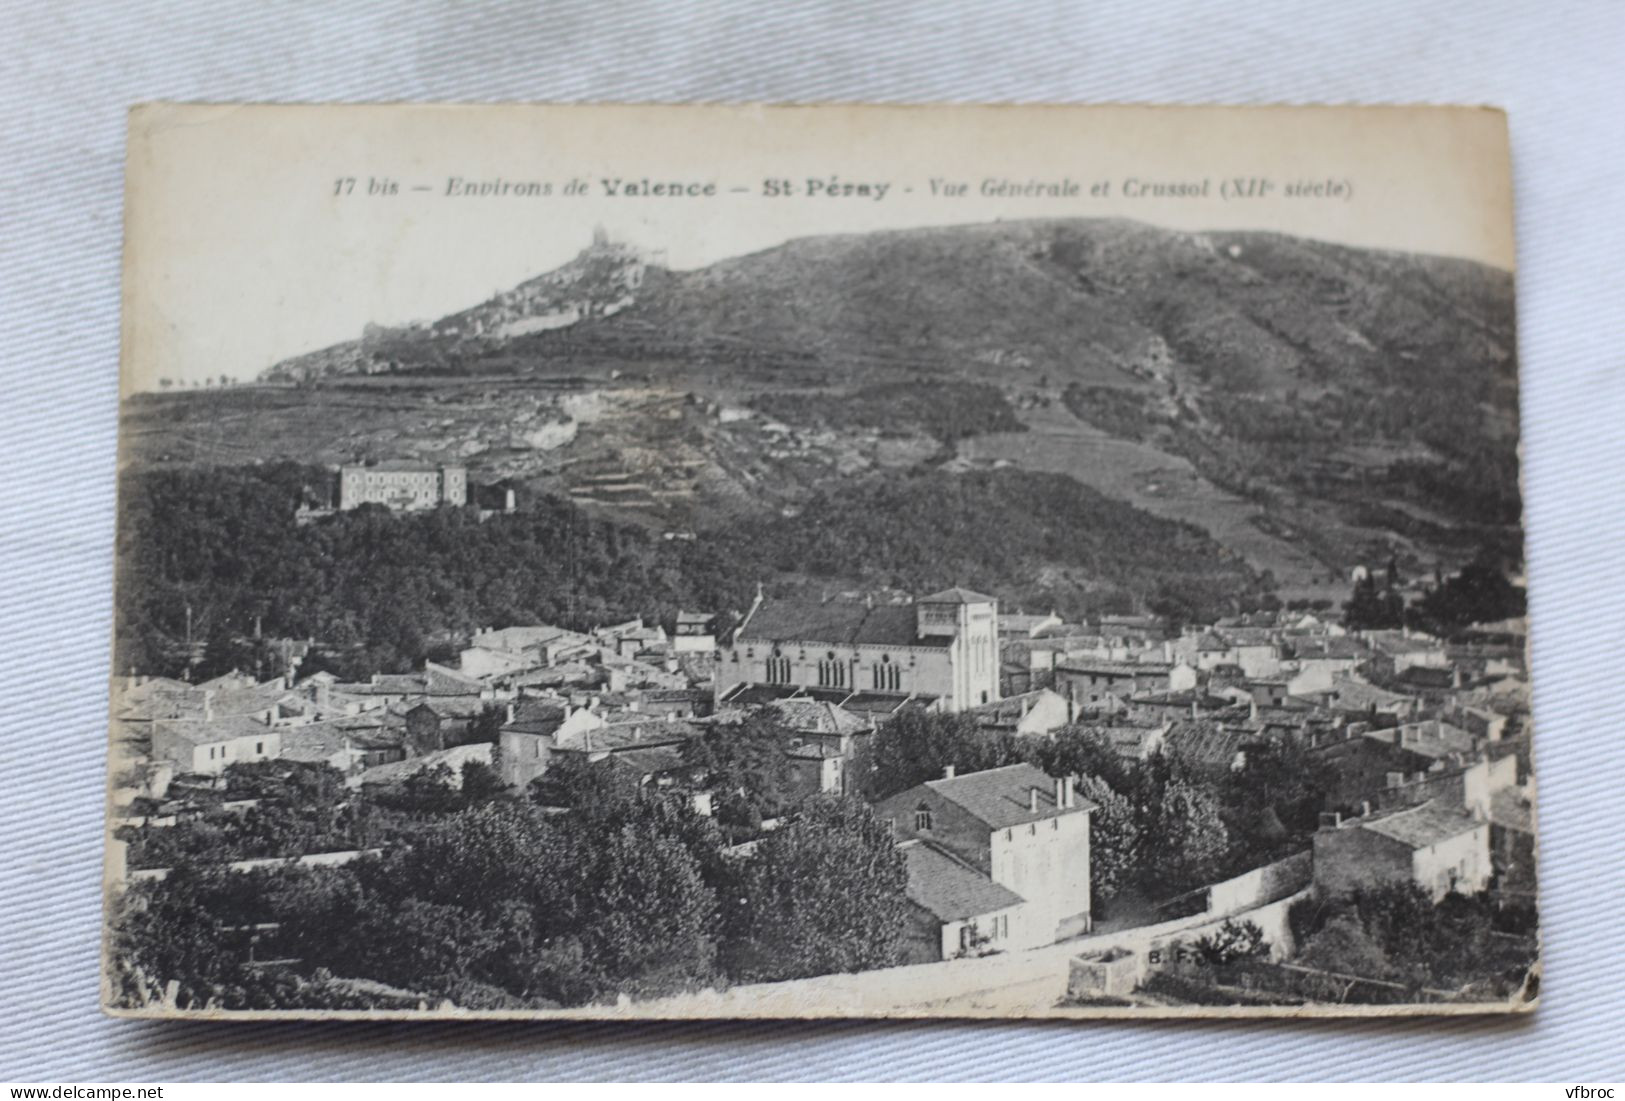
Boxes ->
[679,713,798,832]
[1288,883,1538,1000]
[109,758,912,1011]
[1342,552,1526,636]
[719,799,910,982]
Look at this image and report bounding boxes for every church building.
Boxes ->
[714,587,1001,713]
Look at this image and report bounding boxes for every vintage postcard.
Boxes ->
[105,103,1536,1019]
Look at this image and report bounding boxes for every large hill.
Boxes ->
[123,218,1521,603]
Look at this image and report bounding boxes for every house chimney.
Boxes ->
[1029,787,1040,813]
[1054,776,1065,810]
[203,690,215,722]
[505,702,516,724]
[1359,800,1372,818]
[1190,700,1198,719]
[942,764,956,780]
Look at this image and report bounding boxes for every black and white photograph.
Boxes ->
[102,103,1537,1019]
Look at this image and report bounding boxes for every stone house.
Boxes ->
[1312,799,1491,902]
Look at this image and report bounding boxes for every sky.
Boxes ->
[121,104,1514,392]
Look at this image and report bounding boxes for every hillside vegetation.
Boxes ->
[128,217,1520,604]
[114,463,1259,679]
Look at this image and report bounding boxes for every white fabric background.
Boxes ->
[3,0,1623,1082]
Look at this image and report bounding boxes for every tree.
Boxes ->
[460,758,509,804]
[866,709,1031,799]
[1039,725,1136,794]
[109,863,271,1009]
[529,754,640,811]
[372,762,462,815]
[1222,737,1335,850]
[1140,777,1231,893]
[1343,573,1404,630]
[1193,918,1269,965]
[464,703,508,746]
[551,820,718,998]
[680,713,796,823]
[1297,914,1394,984]
[1074,774,1139,901]
[1408,556,1526,636]
[720,799,910,982]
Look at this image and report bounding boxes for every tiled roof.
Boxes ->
[470,625,584,653]
[335,669,482,698]
[1131,691,1231,710]
[502,699,569,735]
[278,723,359,763]
[153,715,278,745]
[608,746,689,777]
[642,687,708,703]
[1326,677,1416,711]
[404,697,491,719]
[739,601,863,643]
[1361,630,1441,655]
[769,699,871,735]
[1093,724,1164,756]
[554,717,698,753]
[1488,788,1535,834]
[737,601,948,648]
[1358,799,1481,848]
[718,684,806,707]
[1383,719,1477,758]
[902,841,1025,922]
[349,459,454,473]
[925,763,1095,829]
[1164,720,1252,766]
[1292,637,1369,660]
[838,692,915,716]
[1397,666,1457,689]
[999,614,1058,632]
[1059,660,1170,677]
[1220,626,1280,645]
[126,679,293,722]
